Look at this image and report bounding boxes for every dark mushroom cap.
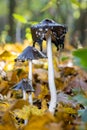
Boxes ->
[31,19,68,51]
[15,46,47,62]
[11,78,35,92]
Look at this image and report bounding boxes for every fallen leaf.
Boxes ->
[24,112,56,130]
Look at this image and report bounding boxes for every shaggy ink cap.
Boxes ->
[12,78,35,92]
[15,46,47,62]
[31,19,67,51]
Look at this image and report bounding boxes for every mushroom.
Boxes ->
[15,46,47,104]
[31,19,67,114]
[12,78,34,100]
[31,19,67,51]
[11,78,35,125]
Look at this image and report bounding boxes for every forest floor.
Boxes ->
[0,41,87,130]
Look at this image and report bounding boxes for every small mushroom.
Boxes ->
[11,78,35,125]
[12,78,34,100]
[15,46,47,104]
[31,19,67,114]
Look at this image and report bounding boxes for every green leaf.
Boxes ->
[81,109,87,122]
[73,48,87,70]
[61,56,69,61]
[78,109,85,117]
[73,94,87,106]
[41,1,56,12]
[71,0,81,7]
[13,13,27,24]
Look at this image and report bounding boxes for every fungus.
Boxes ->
[31,19,67,51]
[31,19,67,114]
[15,46,46,104]
[12,78,34,100]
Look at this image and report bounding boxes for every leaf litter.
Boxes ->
[0,42,87,130]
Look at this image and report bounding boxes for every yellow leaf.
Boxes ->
[4,43,23,53]
[55,104,77,123]
[0,124,17,130]
[38,85,49,100]
[63,107,77,114]
[4,61,15,71]
[0,50,17,61]
[24,113,56,130]
[13,105,44,120]
[0,80,9,95]
[1,111,17,130]
[0,102,10,111]
[42,99,48,111]
[10,99,29,111]
[58,105,77,114]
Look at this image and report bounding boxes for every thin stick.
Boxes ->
[28,60,33,105]
[47,33,57,114]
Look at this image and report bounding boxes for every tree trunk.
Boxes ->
[8,0,16,42]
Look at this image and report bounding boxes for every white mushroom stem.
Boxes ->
[28,60,33,105]
[47,33,57,114]
[23,90,26,100]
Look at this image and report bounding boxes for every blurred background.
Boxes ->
[0,0,86,47]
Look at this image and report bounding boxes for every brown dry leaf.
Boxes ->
[34,83,41,97]
[24,112,56,130]
[0,99,17,120]
[57,67,87,94]
[33,69,48,83]
[54,66,77,91]
[46,122,63,130]
[0,111,17,130]
[10,99,29,111]
[64,74,87,94]
[10,71,19,84]
[59,66,77,77]
[57,92,78,107]
[55,104,77,124]
[15,68,27,81]
[0,80,9,94]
